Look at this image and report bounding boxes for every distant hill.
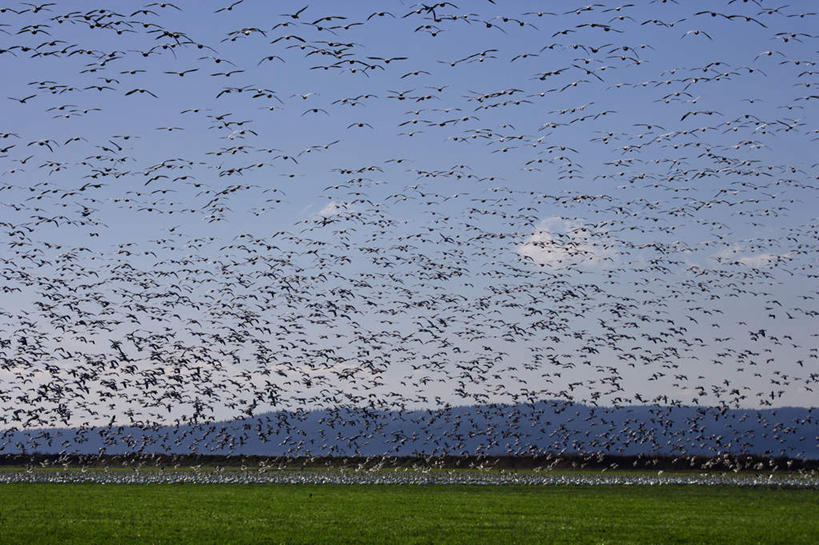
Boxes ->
[2,402,816,459]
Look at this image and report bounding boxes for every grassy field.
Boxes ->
[0,484,816,545]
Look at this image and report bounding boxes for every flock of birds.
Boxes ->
[4,467,817,487]
[0,1,817,467]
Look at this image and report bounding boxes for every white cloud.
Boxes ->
[517,217,615,268]
[713,244,791,269]
[317,200,346,217]
[737,253,783,267]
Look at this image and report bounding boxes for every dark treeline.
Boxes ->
[1,453,815,472]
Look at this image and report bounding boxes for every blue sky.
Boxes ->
[0,1,817,431]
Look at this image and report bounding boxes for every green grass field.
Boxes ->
[0,484,815,545]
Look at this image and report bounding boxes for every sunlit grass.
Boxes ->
[0,483,815,544]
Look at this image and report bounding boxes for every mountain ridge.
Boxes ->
[3,401,815,459]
